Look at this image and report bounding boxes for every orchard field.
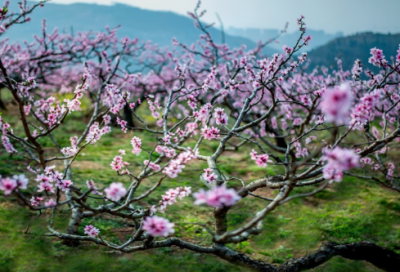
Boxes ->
[1,97,400,271]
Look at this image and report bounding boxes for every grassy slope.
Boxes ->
[1,101,399,271]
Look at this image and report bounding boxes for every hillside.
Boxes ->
[307,32,400,71]
[4,2,275,55]
[227,27,343,52]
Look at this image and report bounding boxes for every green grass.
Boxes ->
[0,105,399,271]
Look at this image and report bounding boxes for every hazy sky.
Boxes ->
[37,0,400,34]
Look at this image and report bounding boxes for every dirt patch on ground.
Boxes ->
[252,187,277,198]
[222,151,245,160]
[112,227,135,241]
[73,160,104,170]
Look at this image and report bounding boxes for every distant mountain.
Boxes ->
[4,2,275,55]
[227,27,343,52]
[307,32,400,71]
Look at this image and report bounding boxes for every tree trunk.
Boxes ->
[214,241,400,272]
[124,104,135,128]
[63,207,83,246]
[0,85,7,110]
[278,241,400,272]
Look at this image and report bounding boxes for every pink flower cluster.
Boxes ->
[1,135,17,153]
[85,122,111,144]
[351,59,362,80]
[84,225,100,237]
[147,97,161,119]
[185,122,198,135]
[322,147,360,182]
[250,149,272,168]
[104,182,127,202]
[201,126,220,140]
[30,196,55,208]
[110,155,130,173]
[116,117,128,133]
[161,135,172,145]
[350,89,382,130]
[153,187,191,213]
[30,196,44,206]
[187,94,197,109]
[213,108,228,125]
[202,66,218,92]
[144,160,161,171]
[387,163,395,180]
[131,136,142,155]
[64,83,88,112]
[35,166,73,193]
[142,216,175,237]
[319,84,353,124]
[202,168,216,183]
[303,35,312,46]
[162,150,196,178]
[155,145,176,158]
[45,199,56,207]
[61,136,79,156]
[293,139,309,158]
[194,103,212,122]
[103,84,128,114]
[368,47,387,67]
[0,174,28,195]
[0,117,17,153]
[194,184,241,208]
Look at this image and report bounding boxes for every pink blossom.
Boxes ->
[30,196,43,207]
[85,122,110,144]
[103,114,111,125]
[23,104,31,116]
[162,135,172,144]
[155,146,176,158]
[57,179,73,191]
[61,146,78,156]
[12,174,28,189]
[162,150,196,178]
[104,182,127,202]
[117,117,128,133]
[1,136,17,153]
[194,184,241,208]
[66,98,81,112]
[154,186,191,213]
[201,126,220,140]
[144,160,161,171]
[255,154,272,168]
[372,126,379,139]
[131,136,142,155]
[368,47,387,67]
[319,84,353,124]
[202,168,216,183]
[322,147,360,182]
[351,59,362,79]
[303,35,311,46]
[213,108,228,125]
[111,155,129,172]
[350,89,382,130]
[250,150,272,168]
[84,225,100,237]
[142,216,175,237]
[250,149,258,160]
[86,180,101,195]
[0,177,17,195]
[45,199,56,207]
